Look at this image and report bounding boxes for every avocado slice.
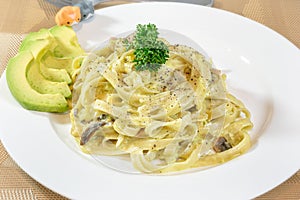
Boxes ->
[26,59,71,98]
[42,51,73,73]
[19,29,51,51]
[39,62,72,83]
[6,51,68,112]
[20,39,71,98]
[49,26,84,58]
[20,39,50,60]
[20,39,71,97]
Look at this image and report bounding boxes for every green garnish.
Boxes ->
[124,23,169,72]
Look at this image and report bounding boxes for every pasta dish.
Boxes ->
[70,30,253,173]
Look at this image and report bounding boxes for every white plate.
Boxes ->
[0,2,300,200]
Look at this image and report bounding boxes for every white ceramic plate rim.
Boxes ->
[0,2,300,200]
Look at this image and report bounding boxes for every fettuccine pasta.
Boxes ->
[70,35,253,173]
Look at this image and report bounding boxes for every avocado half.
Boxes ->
[6,26,84,113]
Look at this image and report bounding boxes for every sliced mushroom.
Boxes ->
[80,121,108,145]
[213,137,232,153]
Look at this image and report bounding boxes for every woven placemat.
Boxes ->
[214,0,300,48]
[0,0,299,199]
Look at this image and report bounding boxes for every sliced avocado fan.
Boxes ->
[6,26,85,113]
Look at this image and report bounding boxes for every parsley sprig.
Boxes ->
[124,23,169,72]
